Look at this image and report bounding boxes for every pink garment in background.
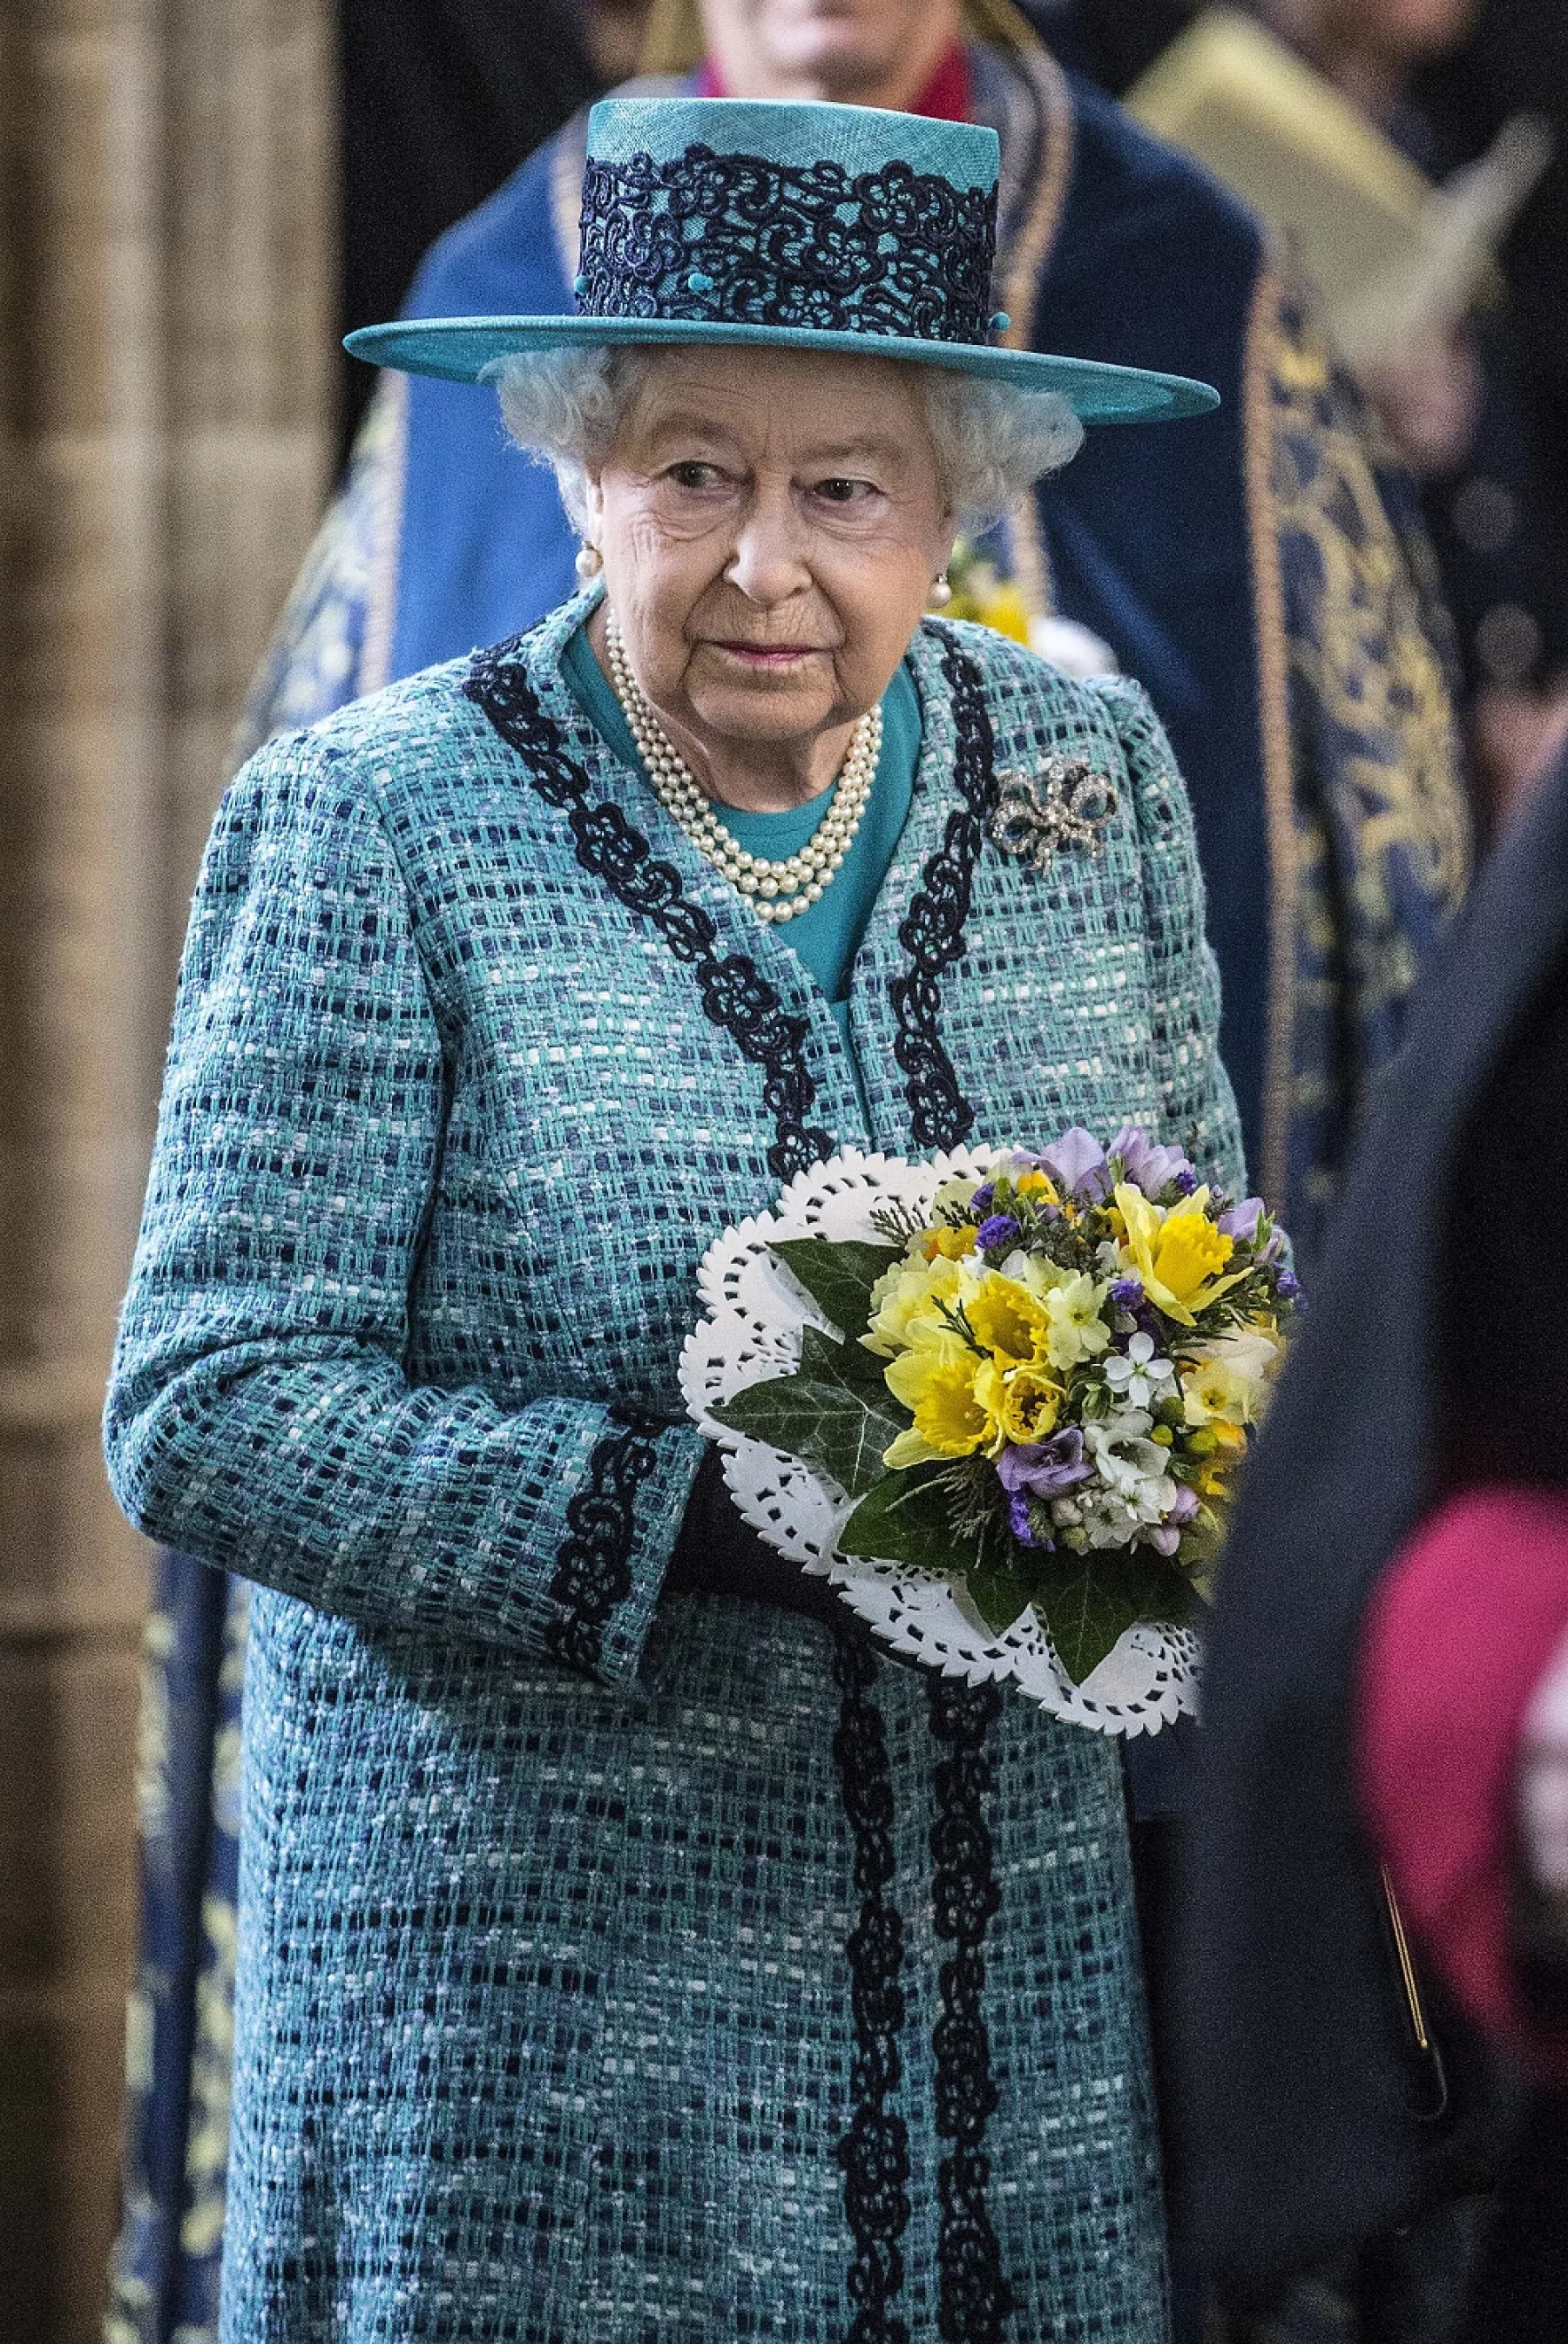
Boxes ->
[1357,1484,1568,2079]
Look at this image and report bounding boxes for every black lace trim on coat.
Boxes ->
[926,1675,1016,2342]
[831,1625,913,2344]
[464,645,834,1181]
[889,626,997,1151]
[545,1407,665,1675]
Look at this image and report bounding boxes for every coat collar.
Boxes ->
[477,592,997,1161]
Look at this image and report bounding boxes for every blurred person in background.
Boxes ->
[1268,0,1568,825]
[114,4,1472,2341]
[338,0,651,454]
[1031,0,1568,824]
[1179,736,1568,2342]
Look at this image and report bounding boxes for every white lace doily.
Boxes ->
[678,1147,1200,1736]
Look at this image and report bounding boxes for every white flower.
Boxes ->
[1041,1273,1112,1370]
[1179,1327,1281,1429]
[1102,1330,1176,1414]
[930,1174,983,1218]
[1082,1489,1142,1549]
[1083,1417,1182,1545]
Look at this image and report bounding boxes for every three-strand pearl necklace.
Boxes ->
[604,614,882,925]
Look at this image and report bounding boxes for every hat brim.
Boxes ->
[344,314,1219,425]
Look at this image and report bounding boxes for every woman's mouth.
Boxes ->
[707,640,823,669]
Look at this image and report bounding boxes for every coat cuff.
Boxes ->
[1355,1485,1568,2076]
[503,1410,707,1688]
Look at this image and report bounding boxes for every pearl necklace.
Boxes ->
[604,615,882,924]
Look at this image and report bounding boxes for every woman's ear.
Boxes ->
[582,469,606,544]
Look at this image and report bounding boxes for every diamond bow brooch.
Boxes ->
[990,757,1119,870]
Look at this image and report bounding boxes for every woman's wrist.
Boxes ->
[666,1447,844,1623]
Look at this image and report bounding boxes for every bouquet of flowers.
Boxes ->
[683,1129,1295,1727]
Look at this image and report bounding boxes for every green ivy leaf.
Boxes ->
[1024,1544,1200,1685]
[710,1323,909,1497]
[837,1469,977,1576]
[964,1557,1038,1635]
[769,1236,905,1346]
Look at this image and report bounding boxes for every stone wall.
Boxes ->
[0,3,335,2334]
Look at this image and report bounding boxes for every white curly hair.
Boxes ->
[484,344,1085,535]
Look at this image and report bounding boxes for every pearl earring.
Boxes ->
[929,572,953,608]
[575,543,603,581]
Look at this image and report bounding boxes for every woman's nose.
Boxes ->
[724,491,812,604]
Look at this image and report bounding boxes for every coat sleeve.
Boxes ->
[1095,672,1250,1202]
[104,727,705,1686]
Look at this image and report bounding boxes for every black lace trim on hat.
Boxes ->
[889,625,998,1151]
[927,1674,1017,2341]
[545,1407,664,1674]
[577,145,997,348]
[831,1624,913,2344]
[464,644,834,1182]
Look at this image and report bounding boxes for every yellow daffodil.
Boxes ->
[1180,1329,1280,1429]
[976,580,1032,644]
[944,558,1031,645]
[862,1255,964,1358]
[1014,1168,1058,1201]
[965,1273,1050,1367]
[923,1223,978,1261]
[1113,1183,1247,1326]
[882,1337,1003,1466]
[1040,1273,1112,1370]
[994,1362,1064,1444]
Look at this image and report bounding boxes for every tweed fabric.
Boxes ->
[108,601,1242,2341]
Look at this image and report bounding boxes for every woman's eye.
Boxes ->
[667,462,722,490]
[814,476,871,505]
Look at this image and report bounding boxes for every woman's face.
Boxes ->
[699,0,963,105]
[585,346,955,760]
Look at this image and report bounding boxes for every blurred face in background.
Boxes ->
[580,0,655,80]
[1269,0,1478,74]
[699,0,963,105]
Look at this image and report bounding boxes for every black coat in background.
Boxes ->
[337,0,602,455]
[1175,751,1568,2293]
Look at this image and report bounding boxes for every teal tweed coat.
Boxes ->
[107,596,1243,2344]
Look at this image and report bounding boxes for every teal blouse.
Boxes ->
[561,621,921,1057]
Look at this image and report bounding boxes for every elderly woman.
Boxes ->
[108,97,1236,2341]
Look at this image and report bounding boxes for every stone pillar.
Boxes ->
[0,4,334,2336]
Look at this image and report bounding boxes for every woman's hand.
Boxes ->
[1519,1623,1568,1904]
[1515,1622,1568,2020]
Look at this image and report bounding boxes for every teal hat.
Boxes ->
[347,97,1218,426]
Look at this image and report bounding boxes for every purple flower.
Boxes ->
[1110,1277,1144,1308]
[997,1427,1093,1499]
[1172,1167,1199,1196]
[1169,1483,1199,1524]
[969,1181,996,1219]
[1039,1127,1111,1199]
[977,1213,1021,1252]
[1218,1195,1265,1243]
[1146,1523,1182,1556]
[1276,1267,1301,1301]
[1108,1124,1195,1197]
[1009,1492,1042,1546]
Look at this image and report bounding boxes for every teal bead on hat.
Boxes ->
[347,97,1219,427]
